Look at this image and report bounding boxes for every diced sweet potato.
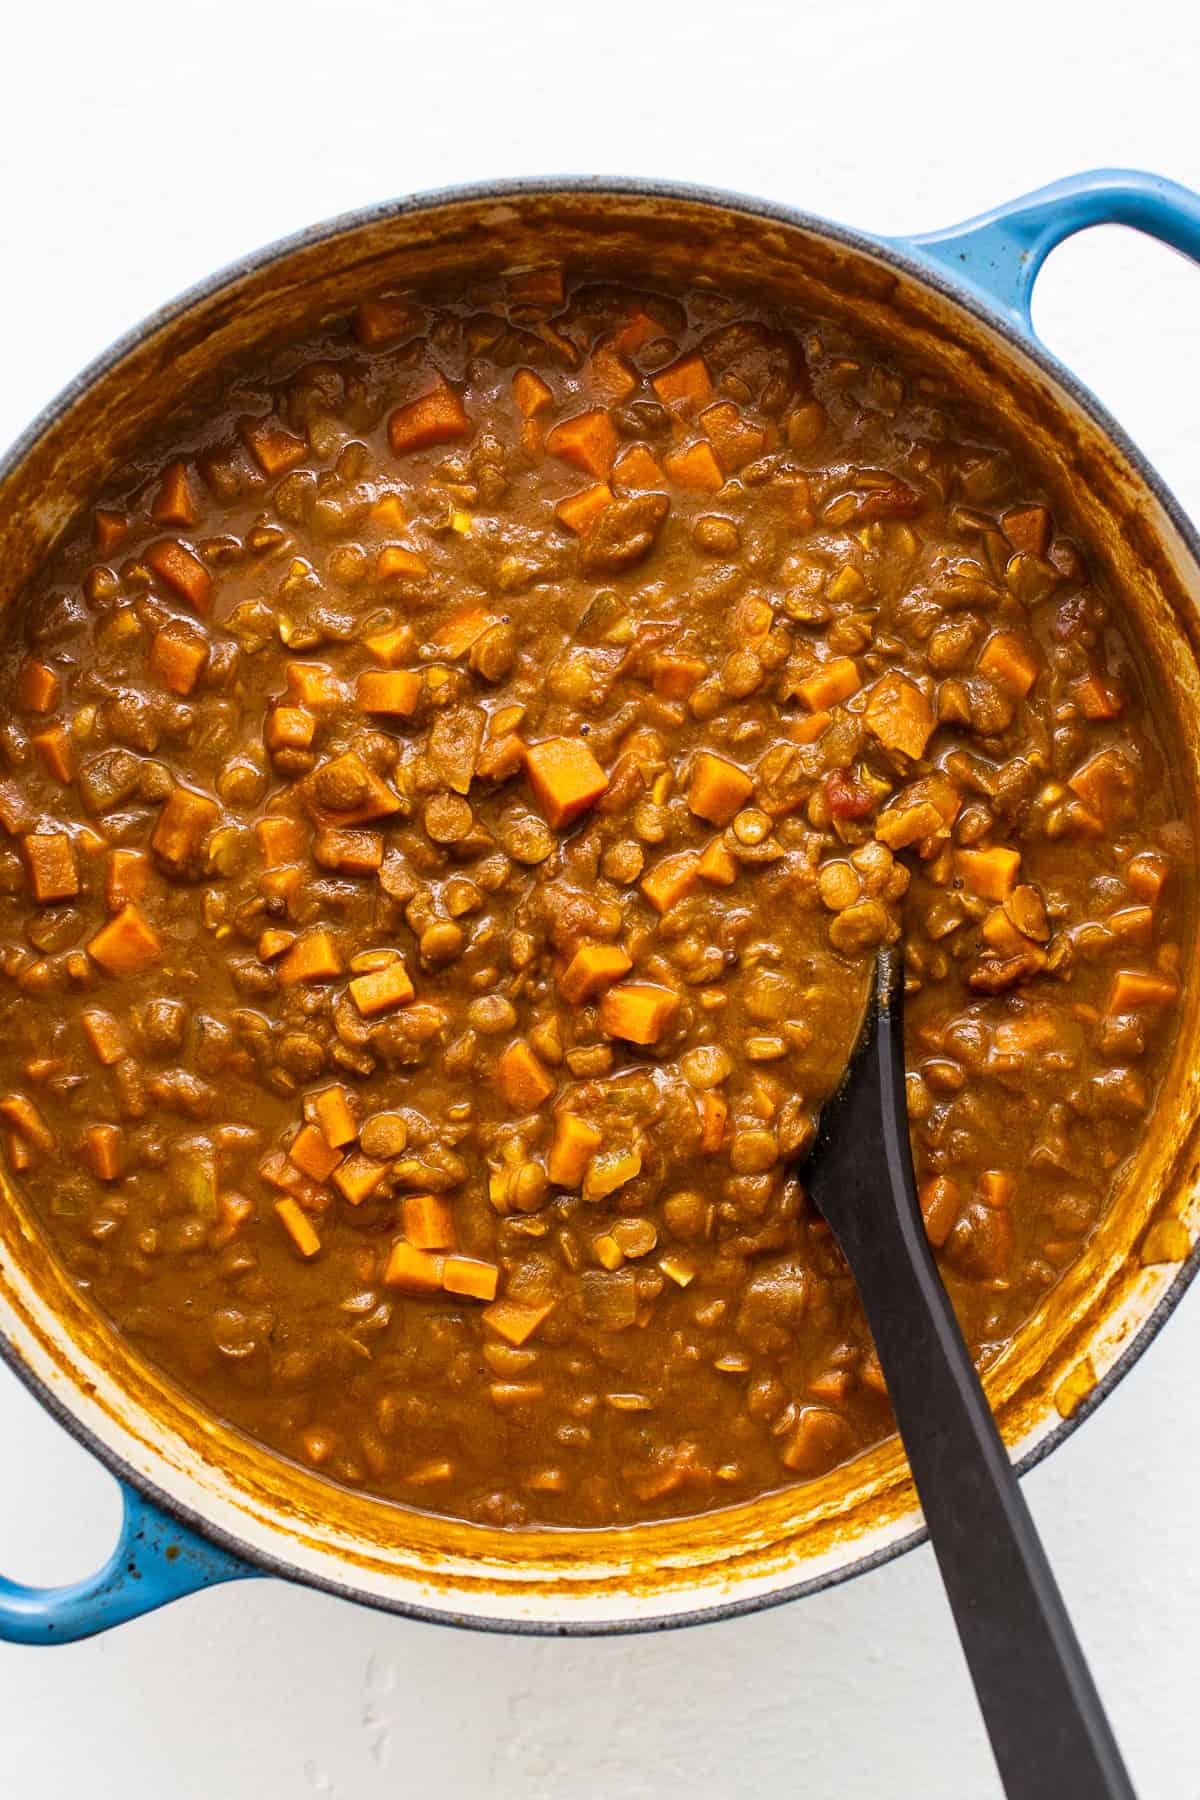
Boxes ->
[797,657,860,713]
[282,663,340,710]
[864,672,935,759]
[545,408,620,479]
[650,652,708,700]
[663,441,724,493]
[349,959,415,1016]
[239,416,308,478]
[977,1169,1014,1209]
[443,1255,500,1301]
[598,982,680,1045]
[1071,673,1123,720]
[81,1008,128,1065]
[333,1151,388,1206]
[145,539,212,612]
[496,1040,555,1113]
[1126,851,1170,904]
[1067,750,1133,821]
[481,1297,556,1345]
[403,1192,456,1251]
[105,848,149,911]
[255,816,308,866]
[954,846,1021,902]
[558,942,633,1004]
[151,460,199,526]
[16,659,60,713]
[547,1112,603,1186]
[313,1085,359,1148]
[0,1092,55,1152]
[476,733,527,782]
[1002,504,1051,557]
[640,850,701,914]
[275,1197,321,1259]
[512,368,554,417]
[700,401,765,472]
[30,723,75,784]
[354,297,418,347]
[93,508,133,556]
[697,838,738,886]
[277,929,343,985]
[919,1175,960,1247]
[687,753,753,826]
[613,444,666,492]
[525,737,608,829]
[151,787,219,868]
[88,904,161,976]
[977,631,1040,699]
[265,707,316,753]
[388,383,471,456]
[22,832,79,903]
[556,482,614,535]
[1104,970,1179,1015]
[433,604,494,659]
[356,670,422,716]
[588,341,638,403]
[651,353,713,411]
[313,828,384,874]
[383,1238,445,1292]
[83,1123,124,1182]
[375,544,429,580]
[362,623,415,665]
[289,1123,344,1183]
[258,929,295,960]
[148,620,209,695]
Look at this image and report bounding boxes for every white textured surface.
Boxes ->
[2,2,1199,1793]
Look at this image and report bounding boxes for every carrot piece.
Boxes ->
[265,707,316,752]
[548,1112,604,1186]
[443,1255,499,1301]
[275,1196,321,1258]
[978,1169,1014,1209]
[93,508,133,556]
[525,737,608,828]
[257,929,295,960]
[289,1123,344,1183]
[918,1174,959,1246]
[332,1151,388,1206]
[1002,504,1051,557]
[699,1090,728,1152]
[481,1297,556,1345]
[151,787,219,868]
[150,460,199,527]
[148,619,209,695]
[1104,970,1179,1015]
[650,652,708,700]
[697,837,738,886]
[797,657,860,713]
[954,846,1021,902]
[433,604,494,658]
[663,441,725,493]
[0,1092,55,1152]
[313,829,384,874]
[613,444,667,491]
[349,959,415,1016]
[512,368,553,417]
[375,543,429,580]
[255,816,308,866]
[277,929,343,985]
[977,631,1040,699]
[362,623,415,665]
[555,482,614,534]
[354,297,418,347]
[81,1008,127,1065]
[22,832,79,903]
[356,670,422,716]
[700,400,766,473]
[864,672,935,758]
[313,1085,359,1148]
[105,848,149,911]
[388,383,471,456]
[16,659,60,713]
[496,1040,555,1113]
[145,539,212,612]
[598,982,680,1045]
[403,1192,456,1251]
[1126,851,1170,904]
[545,408,620,479]
[687,753,754,827]
[383,1239,444,1292]
[640,850,701,914]
[558,942,633,1004]
[83,1124,124,1182]
[651,353,713,411]
[239,416,308,478]
[87,904,161,976]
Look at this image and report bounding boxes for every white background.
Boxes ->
[1,2,1198,1794]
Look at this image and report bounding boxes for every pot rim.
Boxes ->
[3,172,1199,1636]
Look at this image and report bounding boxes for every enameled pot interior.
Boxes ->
[2,185,1199,1623]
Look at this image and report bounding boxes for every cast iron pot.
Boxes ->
[2,169,1200,1644]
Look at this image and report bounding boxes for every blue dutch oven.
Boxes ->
[3,170,1200,1644]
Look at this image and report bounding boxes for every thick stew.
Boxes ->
[0,268,1187,1526]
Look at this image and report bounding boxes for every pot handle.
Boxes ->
[0,1478,255,1645]
[899,167,1200,337]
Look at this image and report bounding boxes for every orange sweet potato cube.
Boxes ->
[443,1255,499,1301]
[496,1040,555,1113]
[265,707,316,753]
[547,1113,603,1186]
[864,672,935,759]
[697,837,738,886]
[512,368,554,418]
[349,959,415,1016]
[22,832,79,903]
[1002,504,1051,557]
[331,1152,387,1207]
[651,353,713,411]
[93,509,133,556]
[354,297,418,347]
[954,846,1021,902]
[388,383,471,456]
[356,670,422,716]
[558,942,633,1004]
[150,460,199,527]
[81,1008,128,1066]
[105,848,149,911]
[383,1238,445,1292]
[640,850,701,914]
[1126,851,1170,904]
[613,444,667,492]
[30,723,75,784]
[239,416,308,478]
[148,620,209,695]
[977,631,1040,699]
[88,904,161,976]
[275,1196,321,1259]
[525,737,608,829]
[598,982,680,1045]
[289,1123,344,1183]
[663,441,724,493]
[151,787,219,867]
[919,1175,961,1248]
[700,400,766,472]
[285,662,344,710]
[545,409,619,479]
[402,1192,456,1251]
[555,482,614,534]
[255,816,308,866]
[375,544,429,580]
[362,623,415,665]
[650,653,707,700]
[257,929,295,961]
[145,539,212,612]
[687,753,753,827]
[1104,970,1179,1016]
[313,1085,359,1147]
[432,604,494,659]
[797,657,861,712]
[83,1123,124,1182]
[16,659,60,713]
[277,929,343,985]
[589,342,638,403]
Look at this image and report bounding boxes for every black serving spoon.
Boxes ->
[805,948,1136,1800]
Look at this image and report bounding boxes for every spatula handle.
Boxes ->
[808,957,1136,1799]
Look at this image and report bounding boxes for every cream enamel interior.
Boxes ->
[1,185,1198,1627]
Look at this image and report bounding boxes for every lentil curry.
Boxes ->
[0,267,1186,1528]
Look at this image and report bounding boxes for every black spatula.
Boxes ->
[804,948,1136,1800]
